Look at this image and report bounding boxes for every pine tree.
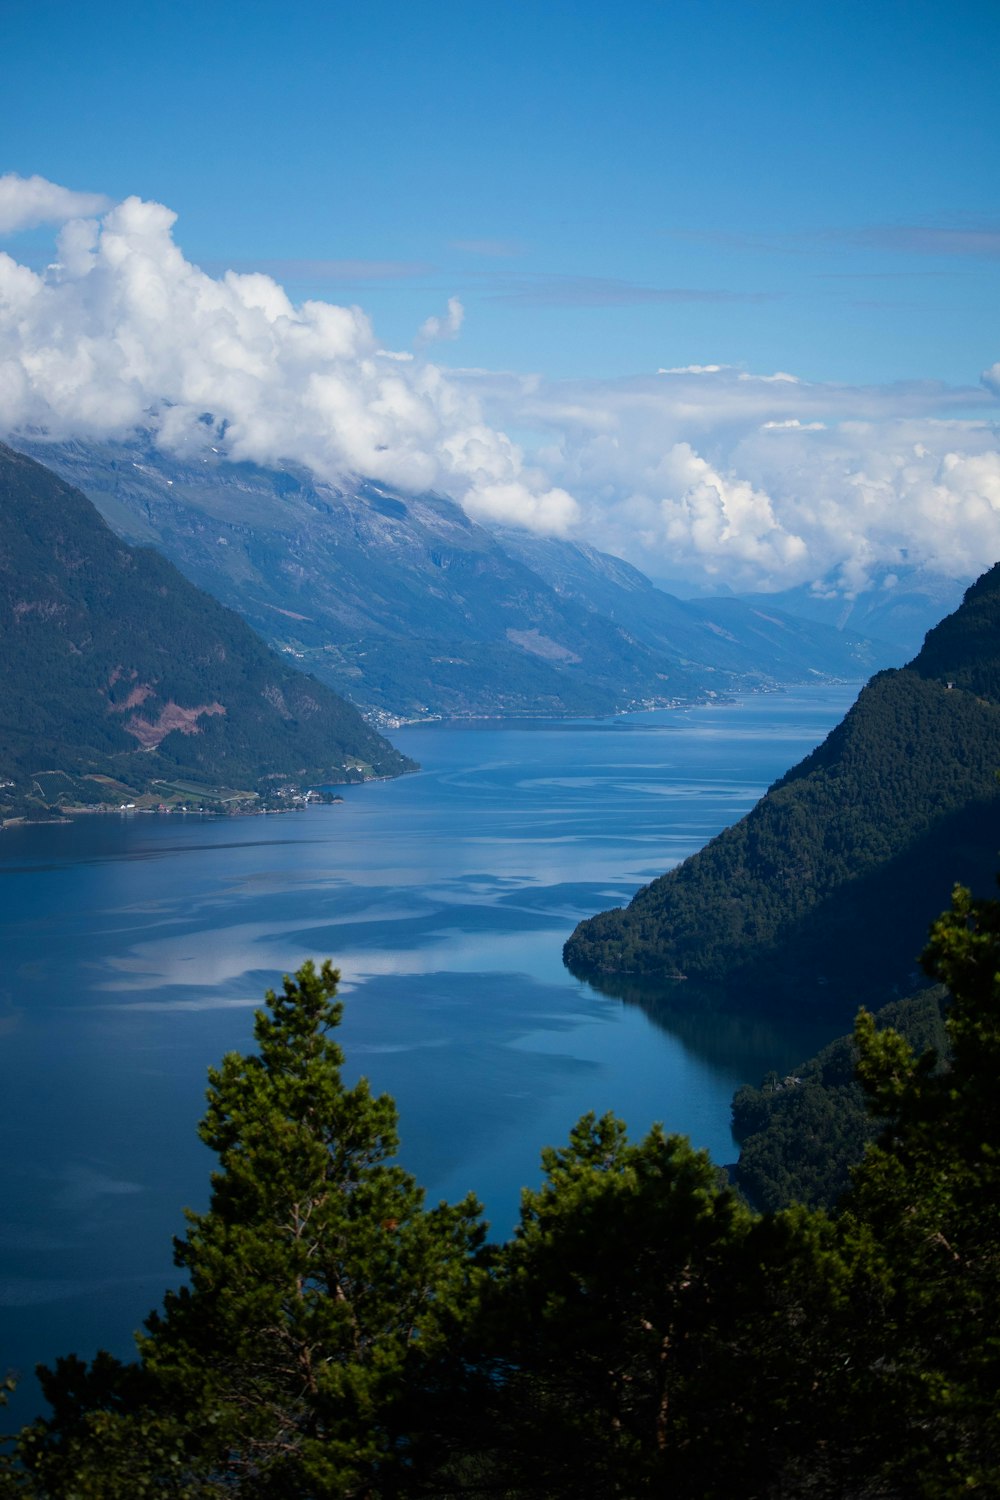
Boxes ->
[20,961,486,1498]
[480,1113,754,1496]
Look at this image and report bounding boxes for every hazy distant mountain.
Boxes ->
[737,568,968,659]
[564,564,1000,1018]
[16,435,894,721]
[495,530,892,684]
[0,444,412,817]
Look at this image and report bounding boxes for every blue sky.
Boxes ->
[2,0,999,592]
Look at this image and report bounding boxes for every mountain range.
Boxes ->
[15,434,897,722]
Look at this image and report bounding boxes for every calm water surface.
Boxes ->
[0,685,859,1409]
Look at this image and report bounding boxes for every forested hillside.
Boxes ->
[731,985,949,1212]
[564,564,1000,1015]
[0,444,412,817]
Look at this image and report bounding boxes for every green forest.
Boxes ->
[564,565,1000,1016]
[731,985,950,1213]
[3,880,999,1497]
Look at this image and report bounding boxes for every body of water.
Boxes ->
[0,684,858,1413]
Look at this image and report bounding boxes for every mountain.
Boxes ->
[495,529,893,684]
[0,444,412,817]
[564,564,1000,1017]
[740,566,968,659]
[13,435,891,721]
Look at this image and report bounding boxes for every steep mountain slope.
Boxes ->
[564,565,1000,1016]
[15,436,890,720]
[0,444,412,814]
[496,529,888,683]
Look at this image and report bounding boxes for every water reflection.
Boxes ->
[578,969,839,1082]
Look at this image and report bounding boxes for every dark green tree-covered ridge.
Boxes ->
[0,444,413,810]
[564,563,1000,1013]
[731,984,949,1214]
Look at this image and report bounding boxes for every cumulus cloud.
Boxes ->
[658,363,727,375]
[740,370,799,384]
[462,365,1000,592]
[0,173,111,234]
[627,442,809,581]
[760,419,826,430]
[2,179,1000,594]
[0,192,575,535]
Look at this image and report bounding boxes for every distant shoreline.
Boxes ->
[2,796,347,829]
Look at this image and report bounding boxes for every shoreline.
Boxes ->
[2,682,864,829]
[1,795,347,829]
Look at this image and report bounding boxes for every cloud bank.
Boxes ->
[477,366,1000,591]
[0,182,575,535]
[1,175,999,595]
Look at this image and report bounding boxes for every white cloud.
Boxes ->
[633,442,809,580]
[2,179,999,592]
[739,369,799,384]
[658,363,726,375]
[467,367,1000,591]
[0,173,111,235]
[0,192,574,535]
[417,295,465,345]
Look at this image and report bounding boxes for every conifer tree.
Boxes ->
[846,884,1000,1494]
[20,961,486,1498]
[480,1113,755,1496]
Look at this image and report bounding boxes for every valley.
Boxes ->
[17,435,898,722]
